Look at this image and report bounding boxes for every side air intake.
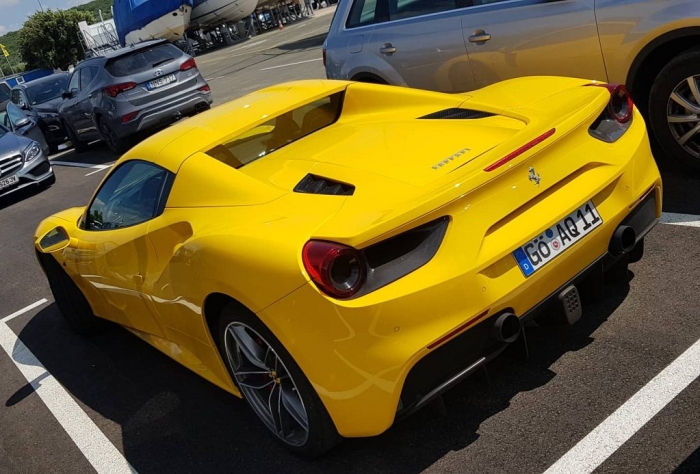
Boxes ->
[294,174,355,196]
[419,108,493,120]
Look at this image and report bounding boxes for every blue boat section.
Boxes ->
[113,0,194,45]
[513,248,536,277]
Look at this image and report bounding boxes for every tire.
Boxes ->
[98,117,130,155]
[648,48,700,172]
[40,253,105,335]
[64,121,89,154]
[216,302,340,457]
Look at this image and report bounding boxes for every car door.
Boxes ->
[74,66,100,140]
[5,102,49,155]
[62,160,174,337]
[363,0,477,92]
[461,0,607,89]
[61,70,83,134]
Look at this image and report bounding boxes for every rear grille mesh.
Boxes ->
[419,108,493,120]
[0,154,22,178]
[294,174,355,196]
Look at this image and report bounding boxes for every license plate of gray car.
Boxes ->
[147,74,176,90]
[0,175,19,190]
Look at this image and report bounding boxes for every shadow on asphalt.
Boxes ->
[11,276,633,474]
[276,33,327,51]
[654,149,700,215]
[674,445,700,473]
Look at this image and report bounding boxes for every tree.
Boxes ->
[19,9,95,71]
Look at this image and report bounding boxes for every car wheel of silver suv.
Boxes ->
[649,47,700,172]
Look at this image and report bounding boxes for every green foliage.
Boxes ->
[0,30,24,74]
[72,0,115,20]
[0,0,113,74]
[19,9,95,71]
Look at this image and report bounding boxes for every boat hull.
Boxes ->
[191,0,258,27]
[124,7,192,44]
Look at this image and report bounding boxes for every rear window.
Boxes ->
[206,92,344,169]
[105,44,181,77]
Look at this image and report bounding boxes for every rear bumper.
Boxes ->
[397,189,659,419]
[111,89,213,139]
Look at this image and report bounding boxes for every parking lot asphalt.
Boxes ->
[1,6,700,474]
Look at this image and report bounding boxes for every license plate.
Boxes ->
[147,74,176,90]
[0,175,19,190]
[513,201,603,277]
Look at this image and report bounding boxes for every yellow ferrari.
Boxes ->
[35,78,662,456]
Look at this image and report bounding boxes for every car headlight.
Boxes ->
[22,142,42,162]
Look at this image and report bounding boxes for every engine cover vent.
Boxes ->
[419,108,493,120]
[294,174,355,196]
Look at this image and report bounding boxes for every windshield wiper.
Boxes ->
[152,58,174,67]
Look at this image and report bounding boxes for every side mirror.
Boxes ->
[14,117,31,128]
[37,227,71,253]
[61,90,71,100]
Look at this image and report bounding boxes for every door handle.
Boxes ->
[132,274,144,284]
[379,43,397,55]
[468,31,492,43]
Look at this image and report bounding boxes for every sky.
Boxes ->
[0,0,93,36]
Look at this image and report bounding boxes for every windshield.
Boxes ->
[0,83,10,102]
[26,76,69,105]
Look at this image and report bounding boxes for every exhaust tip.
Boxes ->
[610,225,636,255]
[491,313,521,344]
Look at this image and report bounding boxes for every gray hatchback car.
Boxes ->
[59,39,212,154]
[324,0,700,171]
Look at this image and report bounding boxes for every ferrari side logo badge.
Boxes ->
[528,167,541,186]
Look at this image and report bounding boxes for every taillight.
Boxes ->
[103,82,137,98]
[180,58,197,71]
[121,111,138,123]
[591,83,634,124]
[588,83,634,143]
[198,85,211,92]
[322,48,327,68]
[302,240,365,299]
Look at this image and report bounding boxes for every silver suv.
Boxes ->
[59,39,212,154]
[324,0,700,171]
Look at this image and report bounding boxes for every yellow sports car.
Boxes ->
[35,78,662,456]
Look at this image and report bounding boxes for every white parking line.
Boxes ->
[50,160,113,170]
[0,300,137,474]
[1,299,47,323]
[660,212,700,228]
[260,58,322,71]
[85,166,113,177]
[543,337,700,474]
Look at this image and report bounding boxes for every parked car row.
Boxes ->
[4,38,212,158]
[324,0,700,171]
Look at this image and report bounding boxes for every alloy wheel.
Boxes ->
[667,74,700,160]
[223,322,310,447]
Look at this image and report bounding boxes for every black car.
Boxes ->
[11,73,70,155]
[0,81,10,114]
